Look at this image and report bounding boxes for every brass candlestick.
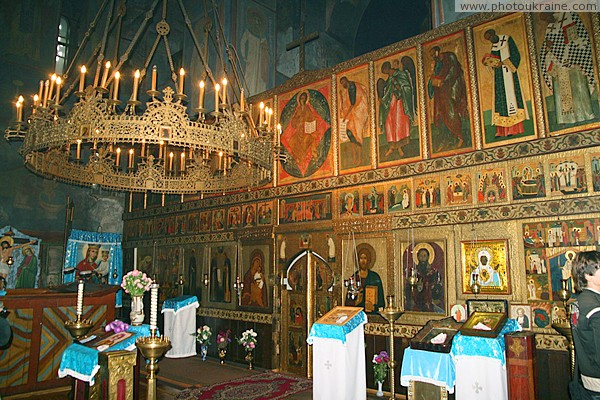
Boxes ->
[136,330,171,400]
[551,279,574,378]
[64,314,93,341]
[378,295,404,400]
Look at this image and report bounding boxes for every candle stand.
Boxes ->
[551,279,575,378]
[64,315,93,341]
[136,329,171,400]
[378,295,404,400]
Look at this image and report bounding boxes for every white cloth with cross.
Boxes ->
[308,309,367,400]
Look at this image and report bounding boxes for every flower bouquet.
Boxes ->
[121,270,152,296]
[237,328,258,351]
[194,325,212,361]
[217,329,232,350]
[372,350,390,383]
[195,325,212,345]
[217,329,232,364]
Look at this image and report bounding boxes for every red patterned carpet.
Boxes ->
[175,371,312,400]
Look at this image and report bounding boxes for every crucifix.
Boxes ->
[285,1,319,72]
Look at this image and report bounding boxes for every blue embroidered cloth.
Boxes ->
[0,290,6,296]
[307,310,367,344]
[58,324,154,384]
[400,347,456,393]
[450,319,521,365]
[161,295,199,314]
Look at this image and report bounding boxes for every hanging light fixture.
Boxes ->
[5,0,283,197]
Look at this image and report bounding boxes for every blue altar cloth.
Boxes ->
[450,319,521,365]
[400,347,456,393]
[161,295,199,314]
[58,324,153,384]
[307,310,367,344]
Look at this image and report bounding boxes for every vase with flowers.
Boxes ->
[217,329,232,364]
[237,329,258,369]
[373,350,390,397]
[194,325,212,361]
[121,270,152,325]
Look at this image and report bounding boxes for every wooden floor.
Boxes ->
[4,356,391,399]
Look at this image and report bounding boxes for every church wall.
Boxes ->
[123,11,597,395]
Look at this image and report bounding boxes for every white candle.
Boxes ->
[151,65,157,91]
[113,71,120,100]
[38,80,44,102]
[259,102,264,125]
[79,66,87,92]
[15,100,23,122]
[128,148,134,168]
[55,77,62,103]
[178,68,185,95]
[43,80,49,108]
[198,81,205,109]
[101,61,111,88]
[159,140,164,159]
[48,74,57,103]
[221,78,227,104]
[76,139,82,159]
[132,69,140,101]
[76,280,84,317]
[267,107,273,129]
[169,152,174,171]
[133,248,138,270]
[141,139,146,157]
[240,89,245,111]
[180,152,185,172]
[116,147,121,167]
[150,283,159,331]
[33,94,39,112]
[214,83,220,112]
[277,123,282,146]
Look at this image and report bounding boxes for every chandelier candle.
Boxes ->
[79,66,86,93]
[132,70,140,101]
[240,89,245,111]
[48,74,56,104]
[38,80,44,102]
[221,78,227,104]
[113,71,120,101]
[151,65,157,92]
[214,83,220,112]
[76,139,82,160]
[115,147,121,167]
[100,61,111,89]
[42,80,49,108]
[55,77,62,104]
[15,100,22,123]
[198,81,205,109]
[178,68,185,95]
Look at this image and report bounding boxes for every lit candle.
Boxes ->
[132,69,140,101]
[277,123,282,146]
[100,61,111,88]
[76,280,84,317]
[259,102,265,125]
[214,83,220,112]
[43,80,49,107]
[151,65,157,92]
[37,80,44,103]
[141,138,146,157]
[180,152,185,172]
[218,151,223,170]
[55,76,62,104]
[115,147,121,167]
[159,140,164,159]
[128,148,134,168]
[267,107,273,129]
[15,101,22,123]
[198,80,205,109]
[240,89,245,111]
[169,151,174,171]
[79,66,87,92]
[178,68,185,95]
[150,283,159,331]
[48,74,57,103]
[33,94,39,112]
[76,139,82,159]
[221,78,227,104]
[113,71,120,100]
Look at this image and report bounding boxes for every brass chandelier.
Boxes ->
[5,0,281,197]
